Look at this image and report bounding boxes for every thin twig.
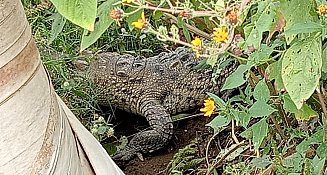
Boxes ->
[231,119,240,144]
[205,131,220,173]
[206,141,247,175]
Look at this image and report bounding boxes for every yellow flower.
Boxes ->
[122,0,134,3]
[132,12,146,29]
[191,37,202,58]
[213,26,228,42]
[318,4,327,15]
[200,98,216,117]
[191,37,202,47]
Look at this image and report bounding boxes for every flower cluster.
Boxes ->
[213,26,228,43]
[318,4,327,15]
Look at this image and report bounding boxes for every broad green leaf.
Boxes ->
[252,118,268,151]
[50,0,97,31]
[281,37,322,109]
[280,0,318,44]
[242,1,277,50]
[240,127,252,139]
[266,59,284,90]
[80,0,118,51]
[221,64,251,91]
[317,142,327,159]
[103,143,117,155]
[249,101,276,117]
[207,92,226,108]
[248,44,274,65]
[294,104,318,121]
[282,93,298,113]
[296,128,323,154]
[48,12,66,45]
[283,153,303,173]
[284,21,323,36]
[232,110,251,128]
[312,156,325,175]
[282,93,317,120]
[253,80,270,102]
[205,116,231,134]
[251,155,271,168]
[296,139,311,154]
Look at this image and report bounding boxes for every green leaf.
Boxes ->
[281,37,322,109]
[280,0,318,44]
[221,64,251,91]
[103,143,117,155]
[207,92,226,108]
[266,59,284,90]
[253,80,270,102]
[206,56,218,68]
[249,101,276,117]
[205,116,231,134]
[312,156,325,175]
[232,110,251,128]
[282,93,298,113]
[240,128,252,140]
[50,0,97,31]
[48,12,66,45]
[80,0,118,51]
[252,118,268,151]
[251,155,272,168]
[97,125,107,134]
[294,104,318,121]
[283,153,303,172]
[282,93,318,121]
[322,43,327,74]
[284,21,323,36]
[153,10,163,21]
[242,1,277,50]
[176,17,191,43]
[317,142,327,159]
[248,44,274,65]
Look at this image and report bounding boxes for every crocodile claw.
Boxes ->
[112,147,137,163]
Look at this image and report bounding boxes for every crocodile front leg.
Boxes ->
[113,99,173,162]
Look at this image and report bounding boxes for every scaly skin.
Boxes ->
[89,47,237,163]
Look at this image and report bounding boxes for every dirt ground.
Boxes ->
[110,109,211,175]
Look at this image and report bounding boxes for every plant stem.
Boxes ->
[269,115,287,141]
[136,2,223,18]
[231,119,240,143]
[164,13,212,39]
[316,86,327,142]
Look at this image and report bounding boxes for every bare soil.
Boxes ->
[110,109,211,175]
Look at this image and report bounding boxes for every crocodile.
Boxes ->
[89,47,237,163]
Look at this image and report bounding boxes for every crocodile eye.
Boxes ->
[116,70,128,77]
[180,55,189,62]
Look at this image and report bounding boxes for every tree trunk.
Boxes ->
[0,1,124,174]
